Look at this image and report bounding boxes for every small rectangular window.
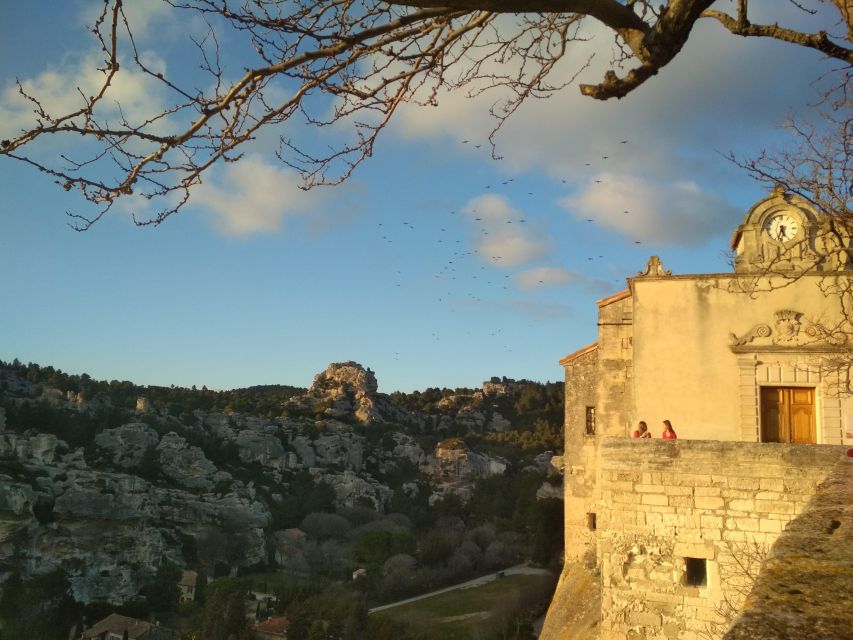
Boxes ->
[585,406,596,435]
[684,557,707,587]
[587,513,597,531]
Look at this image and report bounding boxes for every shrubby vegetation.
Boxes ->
[0,359,563,639]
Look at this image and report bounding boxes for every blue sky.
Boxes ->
[0,1,845,392]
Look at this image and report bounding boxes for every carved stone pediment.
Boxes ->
[729,309,847,351]
[637,256,672,278]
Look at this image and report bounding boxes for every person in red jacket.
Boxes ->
[662,419,677,439]
[633,421,652,439]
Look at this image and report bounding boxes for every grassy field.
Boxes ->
[370,573,557,639]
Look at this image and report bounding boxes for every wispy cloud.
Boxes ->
[190,155,326,237]
[392,12,832,246]
[515,266,612,294]
[560,175,741,245]
[463,194,551,267]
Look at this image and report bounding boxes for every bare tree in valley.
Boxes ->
[0,0,850,228]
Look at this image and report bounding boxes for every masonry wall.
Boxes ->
[631,274,851,443]
[596,438,844,640]
[563,346,598,563]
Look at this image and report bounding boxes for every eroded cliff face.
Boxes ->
[0,427,270,603]
[0,362,518,605]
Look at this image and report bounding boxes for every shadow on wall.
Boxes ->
[723,457,853,640]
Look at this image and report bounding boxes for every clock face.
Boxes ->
[765,214,799,242]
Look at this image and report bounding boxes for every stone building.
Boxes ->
[81,613,173,640]
[541,192,853,640]
[178,569,198,603]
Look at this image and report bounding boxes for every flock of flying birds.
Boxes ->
[370,138,645,359]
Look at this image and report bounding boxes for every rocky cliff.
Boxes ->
[0,361,532,605]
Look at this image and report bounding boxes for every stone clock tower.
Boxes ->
[730,188,850,273]
[544,189,853,640]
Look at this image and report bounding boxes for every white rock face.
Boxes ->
[156,432,228,491]
[309,361,380,423]
[392,433,426,466]
[290,435,317,467]
[298,361,419,426]
[487,411,512,433]
[201,412,237,440]
[236,429,287,468]
[425,438,508,484]
[313,422,364,470]
[323,470,394,511]
[95,423,160,466]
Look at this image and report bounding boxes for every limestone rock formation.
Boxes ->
[95,422,160,467]
[156,432,230,491]
[296,361,418,425]
[0,361,557,610]
[320,470,394,511]
[235,428,286,468]
[309,361,380,423]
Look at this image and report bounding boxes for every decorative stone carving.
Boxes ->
[729,309,846,350]
[772,309,802,343]
[636,256,672,277]
[729,324,772,346]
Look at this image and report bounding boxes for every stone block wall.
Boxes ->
[595,438,844,640]
[563,346,598,563]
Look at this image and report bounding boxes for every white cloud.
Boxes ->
[561,174,741,245]
[463,194,551,266]
[190,154,325,237]
[0,53,169,139]
[391,5,836,245]
[79,0,182,41]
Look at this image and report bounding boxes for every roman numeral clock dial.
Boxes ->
[764,214,799,242]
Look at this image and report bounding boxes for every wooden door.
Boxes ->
[760,387,815,443]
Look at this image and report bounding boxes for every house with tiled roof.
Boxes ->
[80,613,173,640]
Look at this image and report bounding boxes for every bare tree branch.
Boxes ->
[0,0,850,227]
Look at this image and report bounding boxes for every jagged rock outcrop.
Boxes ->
[236,428,286,468]
[319,470,394,511]
[427,438,508,484]
[424,438,508,504]
[391,433,426,466]
[0,446,270,604]
[488,411,512,432]
[156,432,230,491]
[295,361,419,426]
[0,432,64,464]
[95,422,160,467]
[312,421,364,470]
[309,361,380,423]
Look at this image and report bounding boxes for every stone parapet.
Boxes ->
[594,438,843,639]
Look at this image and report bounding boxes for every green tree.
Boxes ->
[140,559,182,613]
[529,498,564,565]
[0,570,78,640]
[354,530,417,566]
[199,580,249,640]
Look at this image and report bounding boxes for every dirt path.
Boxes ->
[367,563,553,614]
